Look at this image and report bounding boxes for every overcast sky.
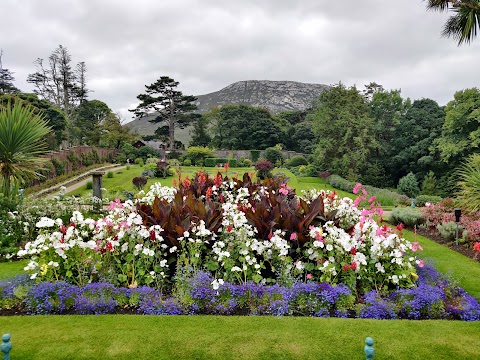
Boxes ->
[1,0,479,122]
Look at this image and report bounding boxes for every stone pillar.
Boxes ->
[91,171,105,199]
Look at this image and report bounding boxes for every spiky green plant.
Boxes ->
[457,153,480,211]
[425,0,480,45]
[0,100,51,198]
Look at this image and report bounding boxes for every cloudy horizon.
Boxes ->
[1,0,479,122]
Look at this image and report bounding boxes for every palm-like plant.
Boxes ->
[426,0,480,45]
[0,100,51,198]
[457,153,480,212]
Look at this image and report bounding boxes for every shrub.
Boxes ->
[134,158,144,166]
[183,159,192,166]
[318,171,331,183]
[204,158,237,167]
[137,146,159,161]
[145,157,160,165]
[255,160,274,179]
[183,146,215,164]
[156,160,172,178]
[416,195,443,207]
[141,169,156,178]
[168,159,180,166]
[85,181,93,190]
[436,222,462,242]
[398,172,420,198]
[421,171,438,195]
[132,177,148,191]
[286,156,308,168]
[195,159,204,167]
[264,147,283,165]
[250,150,261,162]
[106,171,114,179]
[388,207,425,227]
[457,154,480,212]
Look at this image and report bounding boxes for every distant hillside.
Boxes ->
[126,80,330,143]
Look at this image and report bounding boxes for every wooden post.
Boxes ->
[364,337,374,359]
[1,334,12,360]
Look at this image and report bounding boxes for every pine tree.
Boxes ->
[0,50,20,94]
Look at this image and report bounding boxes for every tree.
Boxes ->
[189,115,211,147]
[425,0,480,45]
[309,84,378,179]
[27,45,87,118]
[434,88,480,166]
[0,101,51,199]
[72,99,112,145]
[99,112,137,149]
[0,50,20,94]
[388,98,444,183]
[130,76,199,150]
[210,104,282,150]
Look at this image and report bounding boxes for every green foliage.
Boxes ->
[130,76,199,150]
[435,88,480,166]
[422,170,438,195]
[183,159,192,166]
[436,221,463,242]
[86,181,93,190]
[106,171,114,179]
[189,115,211,147]
[457,153,480,212]
[204,158,237,167]
[208,105,283,149]
[397,172,420,198]
[310,83,378,179]
[134,158,144,166]
[286,156,308,168]
[237,158,252,167]
[415,195,443,207]
[263,147,283,165]
[72,100,112,146]
[99,112,137,149]
[250,150,261,162]
[183,146,215,163]
[137,146,159,161]
[426,0,480,45]
[388,207,425,227]
[328,174,409,207]
[0,100,51,198]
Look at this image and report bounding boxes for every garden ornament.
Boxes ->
[1,334,12,360]
[364,337,374,359]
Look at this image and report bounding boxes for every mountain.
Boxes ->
[126,80,330,142]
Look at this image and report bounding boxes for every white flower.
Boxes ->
[36,217,55,228]
[211,278,224,290]
[231,266,242,272]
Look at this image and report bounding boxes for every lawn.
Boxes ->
[0,315,479,359]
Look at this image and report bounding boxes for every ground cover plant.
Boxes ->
[9,170,480,320]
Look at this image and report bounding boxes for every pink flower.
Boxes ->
[473,242,480,253]
[416,259,425,268]
[306,274,313,280]
[353,183,362,194]
[368,196,376,203]
[362,188,368,195]
[412,242,423,252]
[290,233,297,240]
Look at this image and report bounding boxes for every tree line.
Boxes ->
[0,45,135,150]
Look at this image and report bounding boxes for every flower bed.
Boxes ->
[11,171,480,320]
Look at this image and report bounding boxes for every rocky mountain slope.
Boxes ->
[126,80,330,140]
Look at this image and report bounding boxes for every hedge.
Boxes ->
[204,158,237,167]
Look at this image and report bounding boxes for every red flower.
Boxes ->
[349,247,357,255]
[227,225,233,233]
[105,241,113,251]
[342,264,350,271]
[474,242,480,253]
[150,230,156,241]
[206,187,213,200]
[60,225,67,235]
[350,261,357,271]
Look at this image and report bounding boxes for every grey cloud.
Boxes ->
[1,0,479,121]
